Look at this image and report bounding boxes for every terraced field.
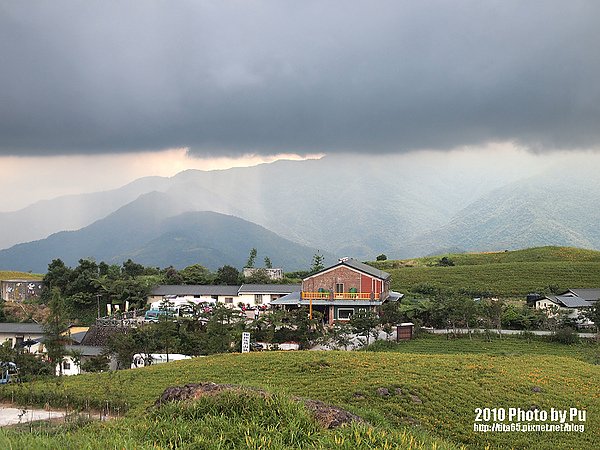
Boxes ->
[0,271,43,281]
[371,246,600,297]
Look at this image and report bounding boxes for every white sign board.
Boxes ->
[241,332,251,353]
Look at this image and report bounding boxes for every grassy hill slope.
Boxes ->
[1,347,598,449]
[371,246,600,297]
[0,271,42,280]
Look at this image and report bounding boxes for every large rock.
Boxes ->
[155,382,364,428]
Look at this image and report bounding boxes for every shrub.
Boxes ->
[549,327,579,345]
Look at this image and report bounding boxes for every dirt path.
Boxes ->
[0,406,66,427]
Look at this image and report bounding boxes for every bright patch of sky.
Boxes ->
[0,149,323,212]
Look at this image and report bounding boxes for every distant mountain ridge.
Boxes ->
[0,192,334,272]
[399,166,600,257]
[3,154,600,269]
[0,175,171,250]
[0,154,541,258]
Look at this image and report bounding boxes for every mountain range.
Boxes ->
[1,153,599,272]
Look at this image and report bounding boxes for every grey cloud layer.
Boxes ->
[1,1,599,156]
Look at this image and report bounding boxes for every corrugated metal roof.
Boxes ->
[151,284,302,296]
[567,289,600,301]
[387,291,404,302]
[307,258,390,280]
[269,292,301,304]
[342,259,390,280]
[0,323,44,334]
[69,331,88,344]
[150,285,240,296]
[555,296,593,308]
[63,345,107,356]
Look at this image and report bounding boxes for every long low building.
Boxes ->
[147,283,301,308]
[0,322,44,349]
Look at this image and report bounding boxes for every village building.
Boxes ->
[0,323,44,350]
[57,345,116,376]
[147,283,301,308]
[147,285,240,306]
[271,258,402,325]
[535,288,599,327]
[1,279,44,303]
[242,267,284,280]
[237,284,301,307]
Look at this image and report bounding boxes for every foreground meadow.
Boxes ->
[1,345,598,449]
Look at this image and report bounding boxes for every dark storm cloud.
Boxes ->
[1,0,599,156]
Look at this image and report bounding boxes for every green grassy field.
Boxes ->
[1,335,598,449]
[365,333,600,363]
[370,246,600,297]
[0,271,43,281]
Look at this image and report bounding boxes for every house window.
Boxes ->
[63,361,71,370]
[255,294,263,305]
[337,308,354,320]
[335,283,344,293]
[225,297,233,304]
[15,336,24,348]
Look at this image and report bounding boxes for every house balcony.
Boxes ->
[301,291,381,300]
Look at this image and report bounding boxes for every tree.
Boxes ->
[376,254,387,261]
[350,310,379,347]
[437,256,455,267]
[180,264,214,285]
[108,331,138,370]
[458,296,478,339]
[380,301,404,327]
[68,259,101,306]
[41,259,72,302]
[246,248,257,268]
[0,342,51,381]
[310,252,325,273]
[581,302,600,343]
[481,298,505,339]
[328,323,354,350]
[95,276,156,311]
[122,259,145,278]
[244,268,271,284]
[215,265,240,285]
[43,289,69,376]
[200,304,242,354]
[80,354,110,373]
[264,256,273,269]
[162,266,183,284]
[156,299,179,362]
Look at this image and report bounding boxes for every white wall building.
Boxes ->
[148,284,300,309]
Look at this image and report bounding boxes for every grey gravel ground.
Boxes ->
[0,406,66,426]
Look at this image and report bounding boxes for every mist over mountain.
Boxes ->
[401,164,600,257]
[0,191,332,273]
[0,153,540,260]
[3,152,599,271]
[0,175,170,250]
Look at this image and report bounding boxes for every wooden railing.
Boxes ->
[301,292,380,300]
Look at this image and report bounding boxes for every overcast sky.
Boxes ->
[1,1,599,209]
